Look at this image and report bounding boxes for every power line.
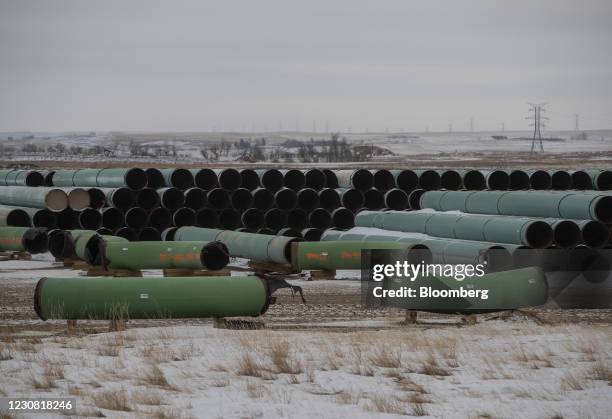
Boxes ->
[527,102,548,153]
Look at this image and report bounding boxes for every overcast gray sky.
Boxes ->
[1,0,611,132]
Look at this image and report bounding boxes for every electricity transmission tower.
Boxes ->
[527,103,548,153]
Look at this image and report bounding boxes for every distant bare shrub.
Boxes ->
[236,353,263,377]
[420,354,451,376]
[267,341,302,374]
[369,345,402,368]
[141,365,173,389]
[561,373,584,391]
[367,395,404,415]
[91,388,132,411]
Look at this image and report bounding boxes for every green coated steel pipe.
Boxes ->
[49,169,77,187]
[34,275,285,320]
[160,168,194,189]
[419,190,612,223]
[376,267,547,313]
[291,240,432,270]
[22,207,56,228]
[0,170,45,186]
[355,210,553,248]
[336,170,374,190]
[321,227,514,272]
[96,168,147,190]
[96,187,135,210]
[173,226,301,265]
[586,169,612,190]
[0,206,30,226]
[0,226,48,253]
[69,230,130,264]
[0,186,68,212]
[100,240,229,271]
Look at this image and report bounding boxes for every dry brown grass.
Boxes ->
[0,411,16,419]
[97,333,127,357]
[0,343,13,361]
[267,341,303,374]
[236,353,264,378]
[369,345,402,368]
[335,390,361,405]
[245,379,267,399]
[210,376,230,387]
[131,389,167,406]
[91,388,132,411]
[588,360,612,382]
[367,395,405,415]
[561,372,584,391]
[44,362,65,380]
[30,373,57,390]
[419,353,451,376]
[141,344,197,363]
[141,365,173,389]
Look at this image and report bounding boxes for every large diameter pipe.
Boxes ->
[571,170,593,190]
[265,208,286,230]
[160,168,194,190]
[297,188,320,211]
[206,188,230,210]
[101,240,229,271]
[157,187,185,210]
[508,170,530,190]
[408,189,425,210]
[384,188,409,210]
[309,208,332,230]
[145,168,165,189]
[356,210,554,248]
[256,169,284,191]
[56,208,79,230]
[172,207,196,227]
[0,187,68,212]
[336,188,364,211]
[277,227,301,237]
[190,169,218,190]
[137,188,161,210]
[421,190,612,224]
[378,267,547,313]
[218,208,240,230]
[287,209,308,230]
[364,189,384,210]
[241,208,265,230]
[78,208,103,230]
[460,170,486,190]
[336,169,374,190]
[371,170,395,191]
[87,188,107,209]
[48,229,75,259]
[528,170,552,190]
[252,188,274,210]
[323,169,339,188]
[101,207,125,230]
[549,170,572,190]
[65,188,91,211]
[439,170,462,190]
[415,170,441,190]
[214,169,241,190]
[303,169,326,190]
[390,170,418,192]
[301,228,323,241]
[148,207,172,231]
[98,187,135,210]
[3,170,45,186]
[184,188,207,210]
[546,219,581,249]
[48,169,77,187]
[281,169,306,190]
[239,169,260,190]
[138,227,162,241]
[577,220,609,248]
[22,207,56,228]
[74,168,146,190]
[482,170,510,190]
[0,227,48,253]
[331,207,355,229]
[0,206,30,227]
[34,275,278,320]
[586,169,612,190]
[231,188,253,211]
[291,241,431,271]
[196,208,219,228]
[274,187,297,210]
[173,227,301,265]
[319,188,341,210]
[125,207,148,229]
[114,227,138,241]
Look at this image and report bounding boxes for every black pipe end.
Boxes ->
[264,208,287,230]
[231,188,253,211]
[351,169,374,190]
[88,188,107,209]
[196,208,219,228]
[526,221,554,248]
[309,208,332,230]
[581,221,609,248]
[26,171,45,187]
[253,188,275,210]
[594,196,612,224]
[125,207,148,229]
[297,188,320,211]
[125,168,148,190]
[22,228,48,254]
[207,188,230,210]
[331,207,355,229]
[161,227,178,241]
[509,170,530,190]
[440,170,462,190]
[283,169,306,190]
[7,209,30,227]
[571,171,593,190]
[138,227,162,241]
[341,188,364,211]
[31,209,56,229]
[241,208,265,230]
[137,188,161,210]
[553,220,581,248]
[169,168,195,190]
[56,208,78,230]
[487,170,510,190]
[596,170,612,190]
[102,207,125,230]
[463,170,486,190]
[201,241,230,270]
[145,168,165,189]
[408,189,425,210]
[110,187,135,210]
[301,228,323,241]
[275,188,297,210]
[219,209,241,230]
[550,171,572,190]
[192,168,218,190]
[418,170,441,190]
[184,188,207,210]
[384,188,409,211]
[287,208,308,229]
[529,170,551,190]
[372,170,395,191]
[48,230,74,258]
[319,188,341,210]
[323,169,339,188]
[240,169,260,190]
[160,187,186,210]
[260,169,284,191]
[79,207,103,230]
[172,207,196,227]
[218,169,241,190]
[395,170,418,192]
[364,189,384,210]
[304,169,326,190]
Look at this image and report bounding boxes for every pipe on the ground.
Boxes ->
[303,169,326,190]
[157,187,185,210]
[274,187,297,210]
[240,169,260,190]
[408,189,425,210]
[160,168,194,190]
[136,187,161,210]
[309,208,332,230]
[100,187,135,211]
[415,170,441,190]
[548,170,572,190]
[206,188,230,210]
[460,170,486,190]
[322,169,339,188]
[528,170,552,190]
[191,168,219,190]
[508,170,530,190]
[145,168,166,189]
[586,169,612,190]
[48,229,74,259]
[125,207,148,230]
[281,169,306,190]
[336,188,364,211]
[371,169,395,191]
[241,208,265,230]
[218,208,241,230]
[571,170,593,190]
[390,170,418,192]
[439,170,462,190]
[101,207,124,230]
[331,207,355,229]
[184,188,207,211]
[384,188,409,211]
[301,228,323,241]
[171,207,196,227]
[336,169,374,190]
[214,169,242,190]
[297,188,320,211]
[196,208,219,228]
[0,226,48,254]
[287,209,308,230]
[482,170,510,190]
[78,208,103,230]
[138,227,162,241]
[256,169,284,191]
[231,188,253,211]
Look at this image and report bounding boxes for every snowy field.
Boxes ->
[1,258,611,418]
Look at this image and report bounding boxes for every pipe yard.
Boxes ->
[1,165,611,418]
